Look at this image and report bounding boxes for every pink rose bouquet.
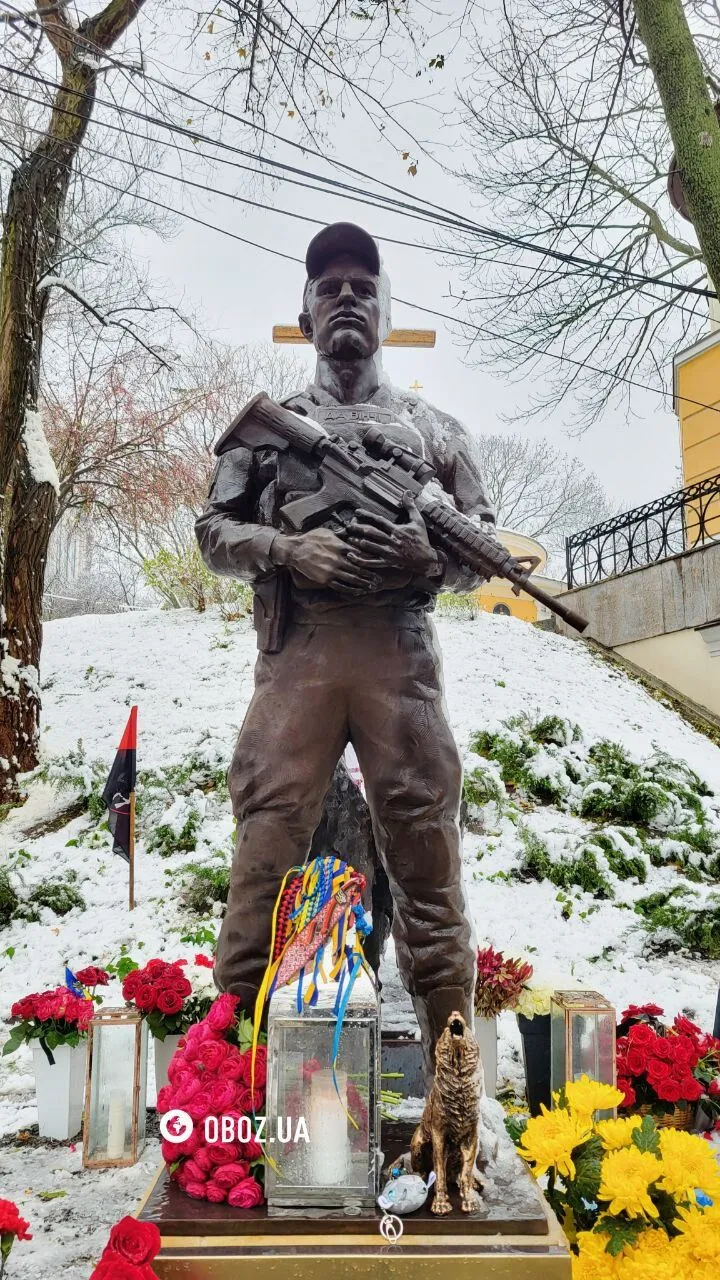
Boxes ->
[157,995,266,1207]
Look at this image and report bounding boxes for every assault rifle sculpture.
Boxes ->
[216,392,588,635]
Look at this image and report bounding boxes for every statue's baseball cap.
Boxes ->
[305,222,381,279]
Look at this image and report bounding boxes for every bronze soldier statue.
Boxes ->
[195,222,496,1076]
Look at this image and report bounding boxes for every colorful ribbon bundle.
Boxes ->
[251,854,374,1107]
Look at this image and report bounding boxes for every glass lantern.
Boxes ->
[551,990,616,1118]
[264,957,380,1212]
[82,1006,148,1168]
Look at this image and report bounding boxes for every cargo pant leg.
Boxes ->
[215,623,348,1006]
[347,618,475,1076]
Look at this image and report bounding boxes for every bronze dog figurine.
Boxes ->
[410,1011,483,1215]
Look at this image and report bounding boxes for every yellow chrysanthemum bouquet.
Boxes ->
[513,1075,720,1276]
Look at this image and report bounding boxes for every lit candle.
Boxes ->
[106,1090,126,1159]
[309,1069,350,1184]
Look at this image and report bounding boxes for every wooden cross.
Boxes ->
[272,325,436,348]
[409,380,423,392]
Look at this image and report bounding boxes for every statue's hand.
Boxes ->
[272,528,381,596]
[346,496,442,578]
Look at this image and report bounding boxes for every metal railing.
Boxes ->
[565,472,720,588]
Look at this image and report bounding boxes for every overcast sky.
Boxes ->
[123,3,700,513]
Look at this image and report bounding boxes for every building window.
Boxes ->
[492,603,512,616]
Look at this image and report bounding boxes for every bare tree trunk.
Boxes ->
[0,0,147,801]
[633,0,720,294]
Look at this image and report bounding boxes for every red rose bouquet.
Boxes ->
[0,1199,32,1280]
[121,958,213,1041]
[89,1215,161,1279]
[474,945,534,1018]
[4,987,94,1063]
[76,966,110,992]
[157,994,266,1207]
[617,1003,720,1119]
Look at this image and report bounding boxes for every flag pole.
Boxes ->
[129,790,136,911]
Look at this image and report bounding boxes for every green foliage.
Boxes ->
[15,872,86,921]
[505,1113,528,1144]
[105,949,140,981]
[463,762,504,809]
[631,1115,661,1155]
[469,716,719,885]
[0,868,20,927]
[531,716,581,747]
[38,740,107,819]
[518,827,614,899]
[594,1216,647,1257]
[569,1135,603,1204]
[585,831,648,885]
[471,720,536,786]
[180,859,231,913]
[179,921,218,947]
[147,798,204,857]
[435,592,479,620]
[634,888,720,960]
[142,544,253,617]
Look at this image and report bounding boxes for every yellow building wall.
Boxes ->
[473,528,561,623]
[674,331,720,544]
[616,629,720,719]
[476,582,538,622]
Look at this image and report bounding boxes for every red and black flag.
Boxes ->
[102,706,137,862]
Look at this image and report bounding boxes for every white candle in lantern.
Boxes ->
[106,1090,126,1159]
[309,1068,351,1185]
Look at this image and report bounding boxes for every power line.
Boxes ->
[6,104,690,314]
[392,294,719,419]
[11,147,716,422]
[2,64,714,302]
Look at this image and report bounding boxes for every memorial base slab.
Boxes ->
[136,1121,571,1278]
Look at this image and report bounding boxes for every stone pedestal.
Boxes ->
[136,1119,571,1278]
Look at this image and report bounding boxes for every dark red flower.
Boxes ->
[102,1216,161,1267]
[673,1015,702,1041]
[621,1003,663,1021]
[121,971,141,1001]
[134,982,157,1012]
[194,954,215,969]
[156,989,184,1016]
[10,995,38,1021]
[626,1047,648,1075]
[76,967,110,987]
[628,1022,655,1046]
[618,1078,636,1108]
[0,1198,32,1240]
[91,1261,157,1280]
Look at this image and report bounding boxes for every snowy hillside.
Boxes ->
[1,605,720,1278]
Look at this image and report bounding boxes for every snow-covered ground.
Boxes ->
[1,606,720,1278]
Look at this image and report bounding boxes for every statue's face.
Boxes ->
[300,254,381,360]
